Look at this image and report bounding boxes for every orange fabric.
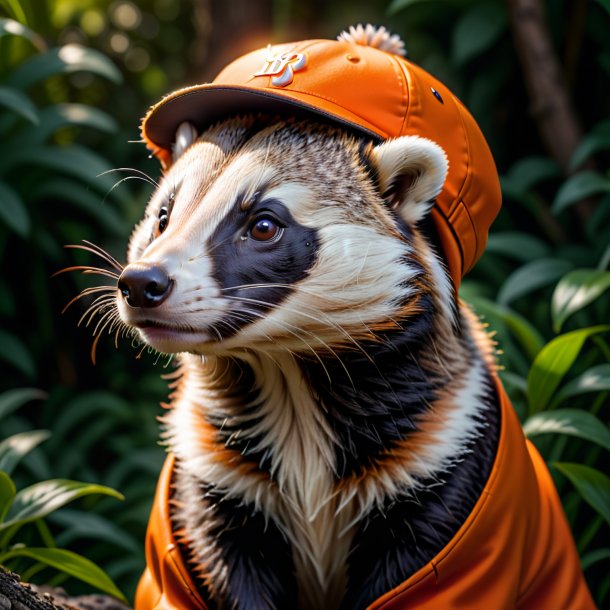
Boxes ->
[134,453,207,610]
[139,36,502,289]
[135,380,595,610]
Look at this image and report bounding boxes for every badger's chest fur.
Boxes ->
[117,116,500,609]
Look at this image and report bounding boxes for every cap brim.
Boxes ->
[142,84,385,154]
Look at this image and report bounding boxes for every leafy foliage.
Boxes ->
[0,391,125,600]
[388,1,610,604]
[0,0,608,607]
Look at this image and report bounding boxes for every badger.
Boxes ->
[65,25,594,610]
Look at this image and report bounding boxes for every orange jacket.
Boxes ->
[135,379,596,610]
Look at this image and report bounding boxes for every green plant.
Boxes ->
[0,14,165,599]
[389,0,610,605]
[0,388,126,600]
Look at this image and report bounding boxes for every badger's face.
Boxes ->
[117,116,449,355]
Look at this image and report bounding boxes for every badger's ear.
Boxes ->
[370,136,448,225]
[172,122,198,162]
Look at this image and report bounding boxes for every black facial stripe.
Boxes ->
[208,199,318,338]
[342,374,500,609]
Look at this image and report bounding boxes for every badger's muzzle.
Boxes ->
[118,262,173,308]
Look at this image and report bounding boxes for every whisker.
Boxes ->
[61,285,115,314]
[64,241,124,272]
[53,265,120,281]
[98,166,160,189]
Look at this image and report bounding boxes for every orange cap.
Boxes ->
[141,26,501,287]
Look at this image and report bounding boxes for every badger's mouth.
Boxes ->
[132,319,216,353]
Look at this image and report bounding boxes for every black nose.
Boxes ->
[118,263,173,308]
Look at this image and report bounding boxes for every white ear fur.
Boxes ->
[173,122,198,161]
[370,136,448,225]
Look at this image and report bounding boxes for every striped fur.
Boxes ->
[117,117,500,609]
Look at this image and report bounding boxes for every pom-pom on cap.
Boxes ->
[141,25,501,289]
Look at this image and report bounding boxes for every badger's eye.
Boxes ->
[248,216,283,242]
[157,206,169,234]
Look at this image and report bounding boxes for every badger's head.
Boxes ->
[116,116,450,356]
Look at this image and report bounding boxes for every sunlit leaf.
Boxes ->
[550,364,610,409]
[17,104,118,145]
[6,44,122,89]
[0,471,16,523]
[485,232,551,262]
[527,326,610,413]
[0,18,46,50]
[0,388,46,421]
[452,2,506,65]
[524,409,610,451]
[552,171,610,214]
[504,156,561,196]
[0,329,36,379]
[0,430,51,475]
[0,180,30,236]
[553,463,610,526]
[497,258,573,306]
[0,547,126,601]
[0,480,123,532]
[552,269,610,332]
[0,86,38,124]
[570,120,610,169]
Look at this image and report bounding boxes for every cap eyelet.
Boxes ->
[431,87,444,104]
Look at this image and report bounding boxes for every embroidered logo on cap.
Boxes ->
[253,46,307,88]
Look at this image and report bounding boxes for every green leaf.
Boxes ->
[0,388,46,421]
[6,44,122,90]
[52,509,140,554]
[523,409,610,451]
[0,430,51,475]
[0,330,36,379]
[552,171,610,214]
[452,3,506,66]
[0,86,38,124]
[0,480,124,532]
[599,242,610,271]
[0,18,46,50]
[581,547,610,571]
[527,326,610,413]
[595,0,610,17]
[17,104,118,145]
[484,231,551,262]
[504,156,561,196]
[30,179,127,235]
[465,296,545,360]
[570,120,610,169]
[550,364,610,409]
[0,471,16,523]
[387,0,440,14]
[0,180,30,236]
[0,547,126,601]
[0,145,119,195]
[497,258,573,306]
[552,269,610,332]
[553,463,610,526]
